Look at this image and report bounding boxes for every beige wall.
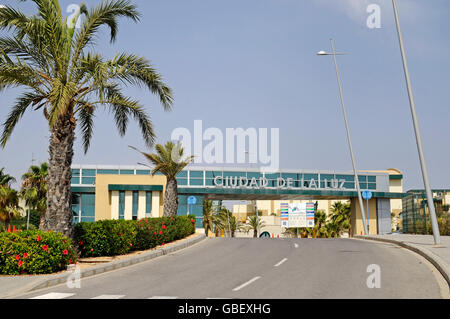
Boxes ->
[351,197,378,235]
[94,174,167,221]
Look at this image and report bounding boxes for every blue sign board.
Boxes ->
[362,190,373,200]
[187,196,197,205]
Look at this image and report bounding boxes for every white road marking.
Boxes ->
[232,276,261,292]
[148,296,178,299]
[207,298,232,299]
[294,243,299,248]
[30,292,75,299]
[91,295,125,299]
[274,258,288,267]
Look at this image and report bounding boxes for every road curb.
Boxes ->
[355,235,450,289]
[6,233,206,298]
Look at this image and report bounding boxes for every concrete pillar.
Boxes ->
[111,191,119,220]
[138,191,146,220]
[124,191,133,220]
[152,191,160,218]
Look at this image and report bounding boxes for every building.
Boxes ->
[71,165,406,235]
[401,189,450,234]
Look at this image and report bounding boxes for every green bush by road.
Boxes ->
[0,230,77,275]
[74,216,196,258]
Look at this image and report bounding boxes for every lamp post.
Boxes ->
[317,39,369,235]
[391,0,440,245]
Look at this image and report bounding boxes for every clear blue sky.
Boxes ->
[0,0,449,191]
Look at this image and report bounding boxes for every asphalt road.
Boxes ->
[15,238,444,299]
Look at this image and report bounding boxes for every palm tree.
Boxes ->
[0,1,173,237]
[0,186,21,229]
[202,199,214,236]
[213,207,242,237]
[313,210,327,238]
[0,168,16,187]
[131,141,194,217]
[246,214,266,238]
[330,201,352,237]
[20,163,48,229]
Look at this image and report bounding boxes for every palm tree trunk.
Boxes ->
[253,229,257,238]
[163,178,179,217]
[39,210,46,230]
[45,114,76,238]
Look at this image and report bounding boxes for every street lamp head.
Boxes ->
[317,51,328,56]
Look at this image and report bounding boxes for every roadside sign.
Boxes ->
[306,202,315,227]
[280,203,289,227]
[187,196,197,205]
[362,190,372,200]
[362,190,372,233]
[187,196,197,215]
[260,231,271,238]
[282,202,315,228]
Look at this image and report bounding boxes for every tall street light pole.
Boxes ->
[392,0,440,245]
[318,39,369,235]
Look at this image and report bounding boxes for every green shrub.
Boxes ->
[0,230,77,275]
[74,215,196,258]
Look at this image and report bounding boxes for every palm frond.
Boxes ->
[78,101,95,153]
[1,91,42,147]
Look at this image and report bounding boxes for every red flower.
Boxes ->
[63,250,69,255]
[79,241,83,245]
[129,243,133,247]
[144,220,148,224]
[162,225,166,230]
[42,245,49,251]
[162,243,165,246]
[159,231,163,235]
[23,253,29,259]
[90,248,94,252]
[15,255,20,261]
[36,236,41,242]
[148,227,151,230]
[153,232,157,235]
[69,259,72,264]
[18,260,23,267]
[191,219,195,223]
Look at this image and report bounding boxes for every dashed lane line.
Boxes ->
[232,276,261,292]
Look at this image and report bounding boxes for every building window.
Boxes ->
[72,194,80,223]
[146,191,152,215]
[132,191,138,220]
[81,194,95,223]
[119,191,125,220]
[72,193,95,223]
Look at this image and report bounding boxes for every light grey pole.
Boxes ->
[26,209,30,230]
[392,0,440,244]
[318,39,369,235]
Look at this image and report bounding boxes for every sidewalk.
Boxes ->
[0,233,206,299]
[355,234,450,288]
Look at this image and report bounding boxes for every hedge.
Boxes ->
[74,215,196,257]
[0,230,77,275]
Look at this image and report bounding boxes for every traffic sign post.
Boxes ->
[362,190,372,234]
[187,196,197,216]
